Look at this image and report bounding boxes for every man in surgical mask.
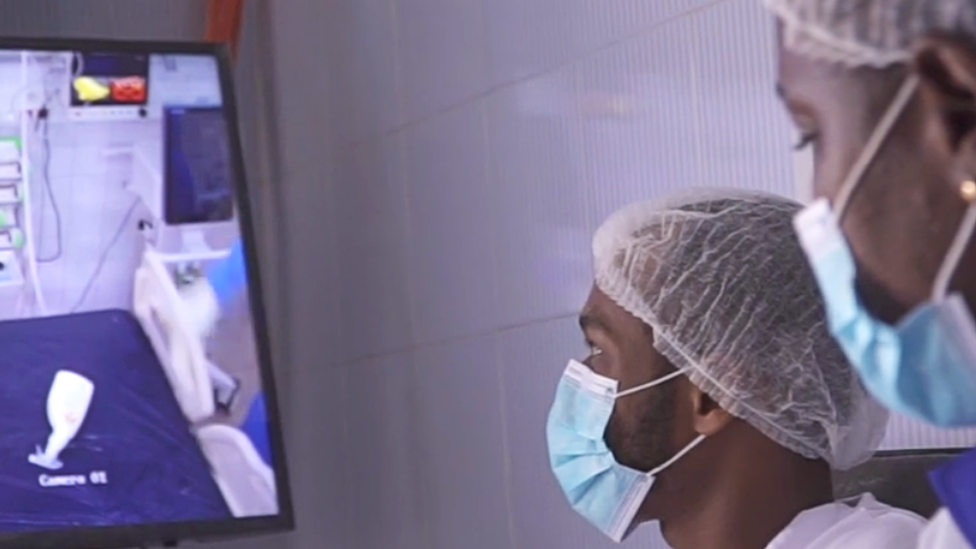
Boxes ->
[764,1,976,545]
[547,191,922,548]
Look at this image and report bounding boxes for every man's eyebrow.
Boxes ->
[579,313,610,334]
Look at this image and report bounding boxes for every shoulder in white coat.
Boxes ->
[766,493,925,549]
[917,508,972,549]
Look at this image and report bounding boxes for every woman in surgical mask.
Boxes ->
[764,1,976,546]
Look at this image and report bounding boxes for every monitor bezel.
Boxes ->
[0,36,294,549]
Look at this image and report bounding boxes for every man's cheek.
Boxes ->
[605,406,640,458]
[603,410,627,451]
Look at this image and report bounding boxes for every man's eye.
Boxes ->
[794,132,818,151]
[588,345,604,358]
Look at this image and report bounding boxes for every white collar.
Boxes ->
[766,493,925,549]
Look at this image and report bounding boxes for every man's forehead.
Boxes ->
[580,289,612,329]
[582,285,621,315]
[581,287,649,334]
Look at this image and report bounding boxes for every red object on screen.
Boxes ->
[110,77,146,103]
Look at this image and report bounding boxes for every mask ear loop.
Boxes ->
[835,76,920,222]
[932,186,976,300]
[822,71,973,301]
[647,434,707,477]
[616,369,683,398]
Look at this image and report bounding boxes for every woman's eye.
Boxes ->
[588,345,604,358]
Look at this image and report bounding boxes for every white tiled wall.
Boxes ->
[28,120,153,314]
[270,0,976,548]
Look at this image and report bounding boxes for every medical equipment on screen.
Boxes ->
[178,238,247,335]
[0,163,19,181]
[134,247,218,422]
[127,105,236,260]
[0,98,41,319]
[0,185,18,205]
[133,245,245,419]
[125,103,244,419]
[0,140,19,164]
[73,76,110,102]
[201,238,247,311]
[28,370,95,471]
[180,276,221,338]
[0,205,15,228]
[196,424,278,518]
[0,51,66,319]
[0,227,23,249]
[65,51,151,122]
[206,357,240,413]
[174,238,247,410]
[0,250,21,282]
[0,250,25,320]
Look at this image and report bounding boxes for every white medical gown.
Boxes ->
[765,493,924,549]
[917,508,971,549]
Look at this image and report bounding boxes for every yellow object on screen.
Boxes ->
[72,77,110,102]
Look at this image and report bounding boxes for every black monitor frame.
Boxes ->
[0,36,293,549]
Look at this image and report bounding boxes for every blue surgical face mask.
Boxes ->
[546,359,705,542]
[794,75,976,427]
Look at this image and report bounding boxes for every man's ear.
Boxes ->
[688,384,734,437]
[913,33,976,167]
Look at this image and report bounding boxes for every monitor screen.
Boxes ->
[164,106,235,225]
[0,39,291,549]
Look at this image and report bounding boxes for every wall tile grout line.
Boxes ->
[340,0,737,148]
[333,312,581,371]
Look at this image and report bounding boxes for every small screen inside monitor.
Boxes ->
[69,51,150,107]
[164,106,235,225]
[0,42,287,547]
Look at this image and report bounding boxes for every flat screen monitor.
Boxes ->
[163,106,235,225]
[0,37,292,549]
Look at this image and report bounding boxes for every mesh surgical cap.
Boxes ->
[763,0,976,68]
[593,190,889,470]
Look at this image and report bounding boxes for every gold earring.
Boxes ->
[961,180,976,203]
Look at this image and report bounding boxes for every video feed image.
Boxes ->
[69,52,149,107]
[0,49,279,533]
